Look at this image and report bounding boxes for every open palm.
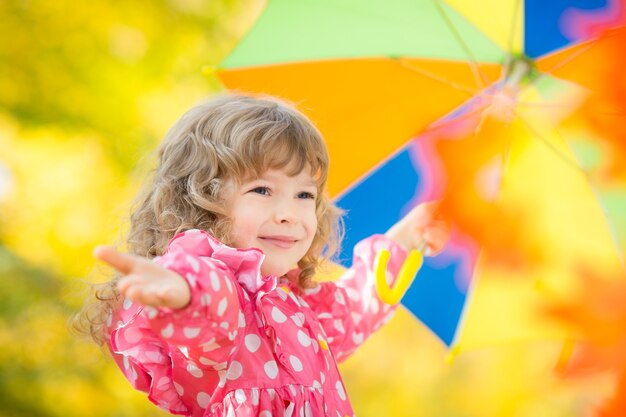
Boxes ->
[94,246,191,309]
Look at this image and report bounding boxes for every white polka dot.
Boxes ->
[343,269,357,280]
[144,306,158,319]
[251,388,259,405]
[122,355,130,370]
[289,355,303,372]
[370,298,380,314]
[217,297,228,316]
[179,346,190,358]
[352,332,364,344]
[226,361,243,380]
[345,287,361,302]
[254,311,263,327]
[271,306,287,323]
[320,371,325,384]
[156,370,176,388]
[106,312,113,326]
[336,381,346,401]
[238,311,246,328]
[197,392,210,408]
[276,287,288,300]
[183,327,201,339]
[186,272,197,288]
[304,401,313,417]
[289,384,297,396]
[303,284,321,294]
[264,360,278,379]
[260,411,272,417]
[124,327,143,344]
[285,402,295,417]
[374,240,389,252]
[218,370,227,387]
[210,271,221,291]
[235,388,246,403]
[123,298,133,310]
[199,356,218,366]
[245,334,261,353]
[334,291,345,305]
[200,257,214,268]
[225,277,233,294]
[174,382,184,395]
[226,405,235,417]
[317,312,332,319]
[297,330,311,347]
[291,312,305,327]
[200,293,212,306]
[144,350,163,363]
[187,363,203,378]
[186,255,200,273]
[311,339,319,353]
[201,337,219,352]
[161,323,174,338]
[333,319,345,333]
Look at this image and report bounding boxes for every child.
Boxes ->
[75,94,449,417]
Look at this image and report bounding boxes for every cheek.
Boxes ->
[305,212,318,239]
[229,207,259,247]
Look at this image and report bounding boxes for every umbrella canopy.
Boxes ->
[216,0,626,351]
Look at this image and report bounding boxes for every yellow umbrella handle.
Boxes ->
[375,248,424,305]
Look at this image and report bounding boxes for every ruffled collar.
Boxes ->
[167,229,278,294]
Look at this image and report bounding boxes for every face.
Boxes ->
[225,166,318,277]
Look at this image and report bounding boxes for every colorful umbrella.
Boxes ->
[215,0,626,353]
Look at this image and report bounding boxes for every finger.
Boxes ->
[117,273,143,294]
[121,283,161,308]
[94,245,139,275]
[410,202,443,228]
[423,227,450,255]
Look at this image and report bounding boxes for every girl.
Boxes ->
[75,94,449,417]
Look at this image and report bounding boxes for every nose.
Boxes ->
[273,199,298,224]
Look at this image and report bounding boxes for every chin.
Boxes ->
[261,264,290,278]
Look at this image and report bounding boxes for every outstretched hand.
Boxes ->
[94,246,191,309]
[385,201,450,256]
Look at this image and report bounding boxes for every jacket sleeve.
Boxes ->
[106,245,244,414]
[305,234,408,362]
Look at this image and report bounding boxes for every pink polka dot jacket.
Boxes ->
[107,229,408,417]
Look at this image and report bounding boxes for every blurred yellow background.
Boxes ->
[0,1,611,416]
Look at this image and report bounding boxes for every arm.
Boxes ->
[312,202,450,361]
[97,242,243,413]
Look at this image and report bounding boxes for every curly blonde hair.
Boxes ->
[73,93,343,345]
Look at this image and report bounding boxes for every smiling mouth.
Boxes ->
[259,236,298,249]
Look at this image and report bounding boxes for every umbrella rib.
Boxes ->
[516,112,626,274]
[396,58,478,96]
[514,111,586,174]
[502,0,523,78]
[552,126,626,275]
[527,42,596,91]
[432,0,491,90]
[584,183,626,274]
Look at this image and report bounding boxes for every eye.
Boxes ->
[250,186,270,196]
[297,191,316,200]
